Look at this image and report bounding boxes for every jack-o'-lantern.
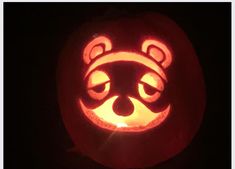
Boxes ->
[57,13,206,168]
[80,35,172,132]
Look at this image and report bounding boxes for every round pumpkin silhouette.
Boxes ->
[57,13,206,168]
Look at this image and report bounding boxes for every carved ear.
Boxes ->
[83,36,112,64]
[141,39,172,68]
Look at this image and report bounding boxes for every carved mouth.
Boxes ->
[78,96,171,132]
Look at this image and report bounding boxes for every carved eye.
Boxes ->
[87,70,110,100]
[138,72,164,103]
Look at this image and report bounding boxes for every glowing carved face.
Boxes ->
[78,36,173,132]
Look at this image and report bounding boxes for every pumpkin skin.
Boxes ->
[57,13,206,168]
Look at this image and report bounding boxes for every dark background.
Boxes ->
[4,2,231,169]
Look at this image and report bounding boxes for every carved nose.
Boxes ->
[113,96,134,116]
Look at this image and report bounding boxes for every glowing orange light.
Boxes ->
[87,70,110,100]
[83,36,112,64]
[79,35,173,132]
[79,96,171,132]
[84,52,167,81]
[87,70,110,88]
[90,45,103,60]
[140,72,164,91]
[138,72,164,103]
[149,46,164,62]
[142,39,172,68]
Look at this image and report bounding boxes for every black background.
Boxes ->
[4,2,231,169]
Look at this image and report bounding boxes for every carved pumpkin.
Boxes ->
[57,13,206,168]
[79,35,172,132]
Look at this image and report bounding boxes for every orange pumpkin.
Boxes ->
[57,13,206,168]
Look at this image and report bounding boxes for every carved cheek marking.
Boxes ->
[78,96,171,132]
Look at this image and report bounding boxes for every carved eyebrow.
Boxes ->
[87,70,110,88]
[84,52,167,81]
